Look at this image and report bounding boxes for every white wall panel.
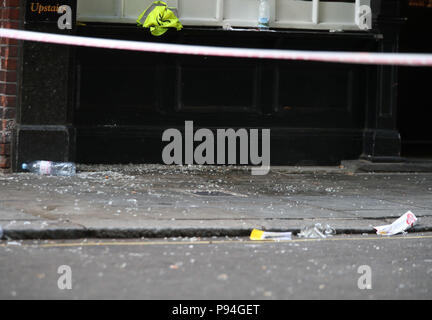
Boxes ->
[179,0,220,23]
[77,0,122,19]
[223,0,257,21]
[320,2,355,24]
[275,0,312,23]
[77,0,371,30]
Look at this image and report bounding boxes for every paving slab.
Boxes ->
[1,164,431,239]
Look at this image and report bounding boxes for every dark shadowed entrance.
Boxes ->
[398,2,432,158]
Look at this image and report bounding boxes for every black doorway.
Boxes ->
[398,2,432,158]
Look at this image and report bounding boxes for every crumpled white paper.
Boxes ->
[374,211,418,236]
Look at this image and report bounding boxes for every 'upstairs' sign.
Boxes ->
[25,1,74,25]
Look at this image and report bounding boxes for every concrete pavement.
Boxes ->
[1,162,432,240]
[2,235,432,299]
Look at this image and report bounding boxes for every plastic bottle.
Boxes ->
[21,161,76,176]
[297,223,336,239]
[258,0,270,30]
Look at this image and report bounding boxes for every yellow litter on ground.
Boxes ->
[250,229,292,241]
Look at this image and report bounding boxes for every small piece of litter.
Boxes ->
[374,211,417,236]
[250,229,292,241]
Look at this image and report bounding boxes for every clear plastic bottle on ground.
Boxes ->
[258,0,270,30]
[297,223,336,239]
[21,161,76,176]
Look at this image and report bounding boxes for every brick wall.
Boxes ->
[0,0,20,171]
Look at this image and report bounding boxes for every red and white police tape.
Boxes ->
[1,27,432,66]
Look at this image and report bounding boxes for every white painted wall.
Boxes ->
[77,0,371,31]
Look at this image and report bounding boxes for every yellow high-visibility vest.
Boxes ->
[137,1,183,36]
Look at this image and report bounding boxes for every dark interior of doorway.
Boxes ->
[398,3,432,159]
